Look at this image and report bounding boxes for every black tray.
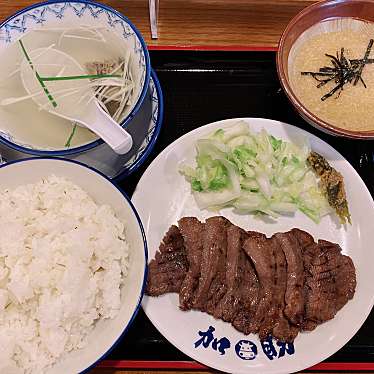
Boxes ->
[109,51,374,367]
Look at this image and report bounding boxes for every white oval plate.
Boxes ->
[132,118,374,374]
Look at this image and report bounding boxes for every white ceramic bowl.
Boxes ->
[0,0,151,155]
[0,157,147,373]
[0,70,164,181]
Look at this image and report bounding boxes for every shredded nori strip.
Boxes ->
[301,40,374,101]
[353,39,373,85]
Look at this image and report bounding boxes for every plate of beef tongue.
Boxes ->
[132,118,374,374]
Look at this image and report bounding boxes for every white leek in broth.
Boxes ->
[0,25,135,148]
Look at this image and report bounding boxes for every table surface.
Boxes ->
[1,2,372,374]
[0,0,316,49]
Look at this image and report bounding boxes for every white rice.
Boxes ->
[0,175,129,373]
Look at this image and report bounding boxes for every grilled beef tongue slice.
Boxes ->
[273,232,305,326]
[302,240,356,328]
[178,217,205,310]
[192,216,229,312]
[231,254,260,334]
[289,228,320,331]
[231,233,260,334]
[214,225,245,322]
[242,234,275,336]
[291,228,315,248]
[291,228,318,270]
[318,240,356,308]
[292,229,356,330]
[271,237,300,342]
[258,237,284,340]
[146,225,188,296]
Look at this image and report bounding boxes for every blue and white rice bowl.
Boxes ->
[0,0,151,155]
[0,157,148,373]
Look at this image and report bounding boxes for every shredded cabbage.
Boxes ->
[179,121,331,222]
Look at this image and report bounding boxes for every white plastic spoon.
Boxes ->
[20,46,133,154]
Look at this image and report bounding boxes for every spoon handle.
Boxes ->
[82,104,133,155]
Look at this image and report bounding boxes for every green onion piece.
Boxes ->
[18,40,57,108]
[40,74,122,82]
[65,124,78,148]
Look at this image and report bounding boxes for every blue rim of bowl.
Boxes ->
[0,0,151,156]
[113,68,164,182]
[0,156,148,373]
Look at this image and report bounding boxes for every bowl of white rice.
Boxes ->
[0,157,147,374]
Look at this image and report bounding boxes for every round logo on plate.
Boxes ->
[235,340,258,360]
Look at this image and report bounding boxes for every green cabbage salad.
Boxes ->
[179,121,331,223]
